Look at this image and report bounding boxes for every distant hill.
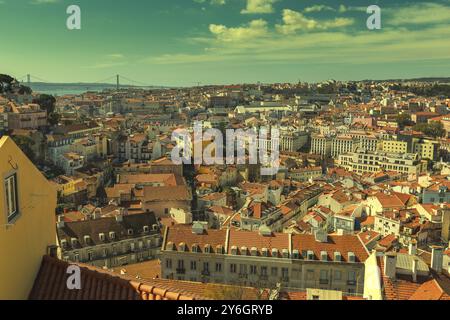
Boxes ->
[363,77,450,83]
[27,82,168,95]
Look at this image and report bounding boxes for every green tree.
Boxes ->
[413,121,445,138]
[396,113,413,128]
[12,135,36,161]
[33,94,60,125]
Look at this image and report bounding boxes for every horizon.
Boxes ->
[1,0,449,86]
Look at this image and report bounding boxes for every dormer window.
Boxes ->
[192,244,199,253]
[179,242,187,252]
[60,239,68,249]
[84,235,91,245]
[307,250,315,260]
[348,252,356,263]
[231,246,238,255]
[204,244,212,254]
[99,233,105,241]
[143,226,149,233]
[241,246,248,256]
[271,248,279,257]
[109,231,116,240]
[262,248,269,257]
[71,238,78,247]
[127,229,134,236]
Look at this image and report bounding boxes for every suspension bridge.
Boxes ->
[11,74,156,90]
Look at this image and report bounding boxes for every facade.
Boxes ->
[7,104,47,130]
[310,135,332,157]
[337,149,427,176]
[57,212,162,268]
[0,136,57,300]
[161,224,369,296]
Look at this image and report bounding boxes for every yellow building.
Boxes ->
[0,136,57,300]
[381,140,408,154]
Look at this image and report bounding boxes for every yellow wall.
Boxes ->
[382,140,408,154]
[0,136,57,300]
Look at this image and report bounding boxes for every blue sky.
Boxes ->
[0,0,449,86]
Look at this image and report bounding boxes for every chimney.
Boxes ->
[431,246,444,273]
[57,215,65,229]
[115,212,123,223]
[408,240,417,256]
[93,208,101,220]
[384,253,397,280]
[411,258,418,283]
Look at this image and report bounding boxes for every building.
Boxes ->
[0,136,57,299]
[56,211,162,268]
[338,149,427,176]
[310,135,332,157]
[7,103,47,130]
[117,133,152,163]
[161,224,369,296]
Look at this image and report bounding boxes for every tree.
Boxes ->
[396,113,413,128]
[12,135,36,161]
[33,94,60,125]
[413,121,446,138]
[33,94,56,114]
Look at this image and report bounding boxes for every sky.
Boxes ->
[0,0,449,86]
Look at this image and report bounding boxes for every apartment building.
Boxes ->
[331,136,358,158]
[288,166,323,182]
[0,107,8,134]
[7,103,47,130]
[310,135,332,157]
[0,136,57,299]
[117,133,152,163]
[382,138,438,161]
[374,209,424,246]
[57,211,162,268]
[280,131,308,152]
[337,149,427,176]
[161,224,369,295]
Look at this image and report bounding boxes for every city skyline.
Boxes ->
[1,0,450,86]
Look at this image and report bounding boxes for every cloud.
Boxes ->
[386,3,450,26]
[241,0,277,14]
[303,5,334,13]
[30,0,59,4]
[193,0,226,5]
[275,9,354,34]
[209,19,269,42]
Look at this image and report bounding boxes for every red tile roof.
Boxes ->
[29,256,197,300]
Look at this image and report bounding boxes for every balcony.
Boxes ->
[176,268,186,275]
[259,275,268,281]
[238,273,248,279]
[347,280,357,286]
[319,279,329,285]
[201,270,210,277]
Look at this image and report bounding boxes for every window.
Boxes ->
[203,262,209,272]
[271,267,278,277]
[177,260,184,269]
[230,264,237,273]
[320,270,328,280]
[281,268,289,279]
[190,261,197,271]
[166,258,172,269]
[250,265,257,275]
[260,266,268,276]
[4,173,19,223]
[215,263,222,272]
[334,270,342,280]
